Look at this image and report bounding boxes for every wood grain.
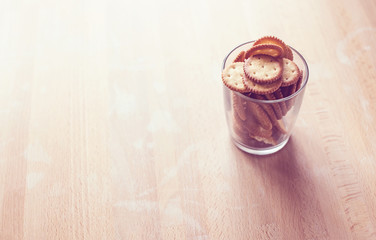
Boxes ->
[0,0,375,239]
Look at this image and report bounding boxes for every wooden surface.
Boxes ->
[0,0,376,239]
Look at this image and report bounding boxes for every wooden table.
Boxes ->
[1,0,375,239]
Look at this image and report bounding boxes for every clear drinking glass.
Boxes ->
[222,41,309,155]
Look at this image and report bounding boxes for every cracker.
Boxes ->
[249,133,277,146]
[273,119,287,134]
[233,50,245,63]
[280,86,289,98]
[253,94,280,120]
[253,94,286,133]
[222,62,249,92]
[245,119,273,138]
[244,55,282,83]
[232,113,248,138]
[282,84,297,112]
[242,73,282,95]
[281,84,296,112]
[254,36,292,60]
[244,44,283,59]
[263,93,283,120]
[246,101,272,130]
[285,46,294,61]
[282,83,297,97]
[271,127,286,144]
[281,58,300,87]
[272,89,288,116]
[232,93,247,121]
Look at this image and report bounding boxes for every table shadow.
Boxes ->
[232,135,330,238]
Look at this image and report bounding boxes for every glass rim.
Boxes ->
[222,40,309,104]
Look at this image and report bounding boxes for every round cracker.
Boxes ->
[232,93,247,121]
[273,119,287,134]
[244,44,283,59]
[281,58,300,87]
[244,117,273,138]
[222,62,249,92]
[254,36,293,60]
[246,101,272,130]
[281,84,298,112]
[273,88,285,99]
[242,73,282,95]
[253,94,284,126]
[233,50,245,63]
[254,94,286,134]
[285,46,294,61]
[263,93,283,119]
[249,133,277,146]
[244,55,282,84]
[232,113,248,138]
[271,89,288,116]
[281,83,297,97]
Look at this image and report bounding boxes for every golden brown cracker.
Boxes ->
[246,101,272,130]
[253,94,279,121]
[285,46,294,61]
[281,58,300,87]
[281,83,297,98]
[242,73,282,95]
[245,118,273,138]
[249,133,277,146]
[253,94,287,134]
[273,119,287,134]
[233,50,245,63]
[244,55,282,83]
[222,62,249,92]
[232,93,247,121]
[272,89,288,116]
[283,84,297,111]
[232,113,248,138]
[244,44,283,59]
[271,127,286,143]
[254,36,291,60]
[288,84,297,96]
[263,93,283,120]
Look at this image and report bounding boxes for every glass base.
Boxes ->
[232,137,289,155]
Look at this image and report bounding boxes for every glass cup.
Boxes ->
[222,41,309,155]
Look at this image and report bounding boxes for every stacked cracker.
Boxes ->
[222,36,303,146]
